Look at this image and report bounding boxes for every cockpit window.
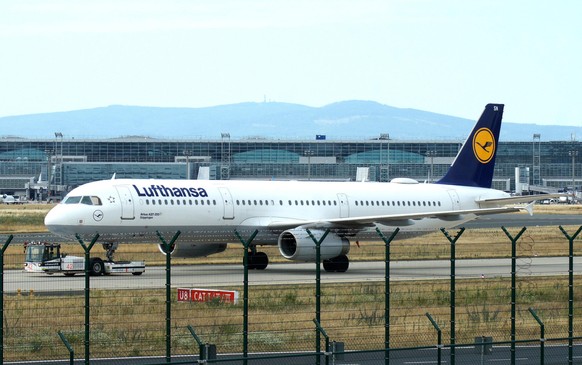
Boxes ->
[64,196,82,204]
[63,196,102,206]
[90,196,102,205]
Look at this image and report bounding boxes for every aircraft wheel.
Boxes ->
[89,258,104,276]
[246,251,269,270]
[323,255,349,273]
[254,252,269,270]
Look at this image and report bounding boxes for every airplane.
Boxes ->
[44,103,543,272]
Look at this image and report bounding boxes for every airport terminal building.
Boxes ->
[0,135,580,201]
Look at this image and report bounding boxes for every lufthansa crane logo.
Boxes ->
[473,128,495,163]
[93,210,104,222]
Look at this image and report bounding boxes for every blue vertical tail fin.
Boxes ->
[436,103,504,188]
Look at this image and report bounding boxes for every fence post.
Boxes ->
[76,233,100,365]
[528,307,545,365]
[425,312,442,365]
[376,227,400,365]
[156,230,181,364]
[440,227,464,365]
[187,324,206,361]
[502,226,527,365]
[234,229,259,365]
[57,330,75,365]
[0,234,13,365]
[313,319,330,365]
[306,228,330,365]
[559,225,582,365]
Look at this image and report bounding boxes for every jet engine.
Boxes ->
[277,229,350,262]
[158,242,227,258]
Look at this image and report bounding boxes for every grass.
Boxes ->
[3,276,582,361]
[0,203,53,233]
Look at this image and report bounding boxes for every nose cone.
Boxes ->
[44,204,68,236]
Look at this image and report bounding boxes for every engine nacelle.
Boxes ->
[278,229,350,262]
[158,242,227,258]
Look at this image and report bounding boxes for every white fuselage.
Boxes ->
[44,178,509,244]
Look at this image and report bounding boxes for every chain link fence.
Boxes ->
[1,224,581,364]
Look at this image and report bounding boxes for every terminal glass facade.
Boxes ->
[0,137,580,199]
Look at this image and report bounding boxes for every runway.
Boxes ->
[5,256,582,294]
[2,212,580,294]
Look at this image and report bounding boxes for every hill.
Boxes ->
[1,101,580,141]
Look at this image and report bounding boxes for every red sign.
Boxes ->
[177,288,238,304]
[177,288,191,302]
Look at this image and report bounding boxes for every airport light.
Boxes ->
[183,150,191,179]
[426,150,437,182]
[304,150,315,181]
[569,150,578,190]
[54,132,63,190]
[45,149,53,200]
[379,134,390,182]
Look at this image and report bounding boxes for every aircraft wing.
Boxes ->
[266,206,525,230]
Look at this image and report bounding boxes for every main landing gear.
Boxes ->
[323,254,350,273]
[246,248,269,270]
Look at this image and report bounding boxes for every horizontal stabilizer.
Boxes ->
[477,193,569,207]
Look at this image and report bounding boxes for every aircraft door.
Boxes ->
[218,187,235,220]
[115,185,135,220]
[446,189,461,210]
[337,193,349,218]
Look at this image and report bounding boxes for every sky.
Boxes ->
[1,0,581,126]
